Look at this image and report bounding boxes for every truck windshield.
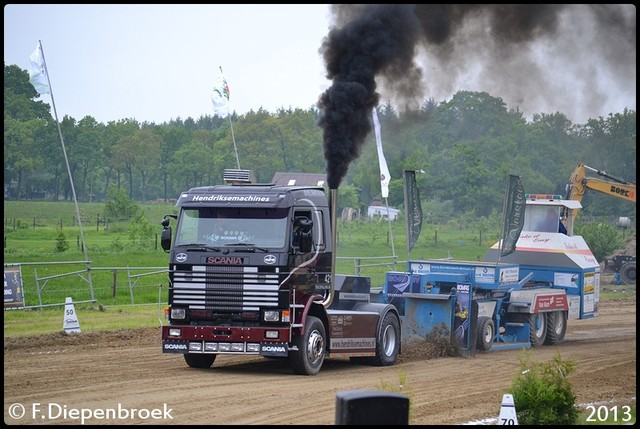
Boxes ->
[174,207,289,248]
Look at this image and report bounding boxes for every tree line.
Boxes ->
[4,63,636,222]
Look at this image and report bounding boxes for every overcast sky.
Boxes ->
[4,4,636,125]
[4,4,332,124]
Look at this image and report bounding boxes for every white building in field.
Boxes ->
[367,205,400,221]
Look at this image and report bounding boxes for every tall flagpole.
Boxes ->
[37,41,91,271]
[228,115,240,169]
[372,107,396,262]
[214,67,240,169]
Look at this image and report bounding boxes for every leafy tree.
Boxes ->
[575,220,623,262]
[4,60,636,220]
[104,185,140,220]
[128,212,154,246]
[168,140,215,189]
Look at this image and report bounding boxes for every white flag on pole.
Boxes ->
[372,107,390,198]
[28,42,50,95]
[211,67,230,118]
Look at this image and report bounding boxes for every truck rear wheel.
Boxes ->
[477,316,495,351]
[184,353,216,368]
[350,312,401,366]
[620,262,636,284]
[371,312,401,366]
[544,311,567,345]
[290,316,326,376]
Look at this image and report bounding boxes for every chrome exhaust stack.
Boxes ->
[322,188,338,308]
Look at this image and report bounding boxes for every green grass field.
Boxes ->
[6,199,631,337]
[4,200,502,306]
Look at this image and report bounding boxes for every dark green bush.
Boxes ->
[575,221,624,262]
[509,351,579,425]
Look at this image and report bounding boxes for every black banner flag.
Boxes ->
[404,170,423,254]
[500,174,526,257]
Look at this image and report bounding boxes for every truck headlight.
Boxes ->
[263,310,280,322]
[171,308,186,319]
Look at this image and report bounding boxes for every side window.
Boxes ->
[293,210,312,252]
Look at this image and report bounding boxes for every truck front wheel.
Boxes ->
[184,353,216,369]
[290,316,326,376]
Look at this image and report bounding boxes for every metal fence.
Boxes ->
[4,261,168,310]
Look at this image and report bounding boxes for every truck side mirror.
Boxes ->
[161,216,172,252]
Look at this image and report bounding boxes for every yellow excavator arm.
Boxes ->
[565,163,636,219]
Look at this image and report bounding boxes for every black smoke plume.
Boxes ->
[318,4,635,189]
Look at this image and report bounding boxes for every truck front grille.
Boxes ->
[171,265,281,311]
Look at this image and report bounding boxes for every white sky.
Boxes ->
[4,4,332,124]
[4,4,636,125]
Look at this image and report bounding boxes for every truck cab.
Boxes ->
[160,170,401,375]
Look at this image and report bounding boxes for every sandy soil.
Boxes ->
[4,290,636,425]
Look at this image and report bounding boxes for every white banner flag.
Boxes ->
[372,107,390,198]
[211,67,230,118]
[28,42,50,95]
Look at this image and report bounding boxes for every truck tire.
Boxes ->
[544,311,567,345]
[184,353,216,369]
[620,262,636,284]
[371,312,401,366]
[290,316,326,376]
[350,312,401,366]
[477,316,495,351]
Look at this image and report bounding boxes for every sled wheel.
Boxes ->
[477,316,495,351]
[544,311,567,345]
[528,313,547,347]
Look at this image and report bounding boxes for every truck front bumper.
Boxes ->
[161,325,292,357]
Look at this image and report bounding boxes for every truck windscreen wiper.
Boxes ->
[179,244,222,252]
[225,243,269,252]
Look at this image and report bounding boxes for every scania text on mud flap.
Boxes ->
[159,169,401,375]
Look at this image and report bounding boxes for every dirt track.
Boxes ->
[4,291,636,425]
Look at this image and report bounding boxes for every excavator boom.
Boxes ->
[565,163,636,214]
